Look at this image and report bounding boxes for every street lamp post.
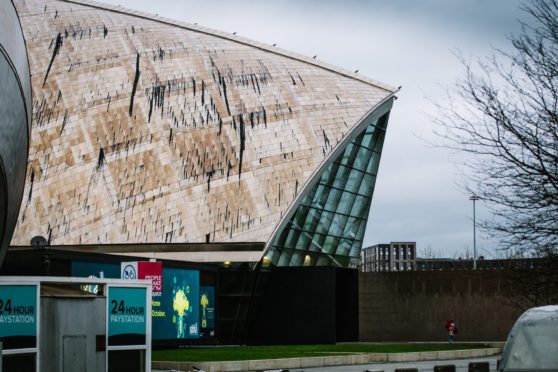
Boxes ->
[469,195,480,269]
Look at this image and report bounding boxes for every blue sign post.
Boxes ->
[106,283,151,372]
[0,284,38,350]
[107,287,147,346]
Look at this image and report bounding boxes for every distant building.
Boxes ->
[361,242,416,272]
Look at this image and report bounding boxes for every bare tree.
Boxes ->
[419,245,442,259]
[435,0,558,257]
[503,257,558,309]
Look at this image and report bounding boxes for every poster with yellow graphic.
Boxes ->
[200,286,215,338]
[152,268,199,339]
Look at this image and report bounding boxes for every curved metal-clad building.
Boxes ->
[12,0,397,267]
[0,1,32,266]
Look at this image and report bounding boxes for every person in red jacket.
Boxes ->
[445,319,457,343]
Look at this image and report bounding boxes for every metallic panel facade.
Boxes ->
[0,0,32,265]
[12,0,396,267]
[12,0,395,249]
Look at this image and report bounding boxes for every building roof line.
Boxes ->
[11,241,265,253]
[57,0,396,93]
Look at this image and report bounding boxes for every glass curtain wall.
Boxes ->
[264,112,389,267]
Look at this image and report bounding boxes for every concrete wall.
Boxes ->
[359,270,522,342]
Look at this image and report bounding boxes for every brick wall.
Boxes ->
[359,270,523,341]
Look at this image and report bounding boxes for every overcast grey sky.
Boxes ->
[102,0,528,257]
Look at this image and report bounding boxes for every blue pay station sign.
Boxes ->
[0,285,38,349]
[107,287,147,346]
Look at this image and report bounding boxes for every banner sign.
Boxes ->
[200,286,215,338]
[0,285,38,349]
[139,261,162,296]
[107,287,147,346]
[121,262,138,280]
[121,261,163,297]
[152,268,199,340]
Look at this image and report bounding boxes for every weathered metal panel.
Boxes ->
[63,335,86,372]
[41,297,106,372]
[12,0,396,268]
[0,0,31,266]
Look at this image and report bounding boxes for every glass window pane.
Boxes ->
[329,213,349,237]
[293,206,310,228]
[308,234,324,252]
[350,195,370,217]
[374,130,386,152]
[337,192,356,216]
[277,249,293,266]
[335,238,353,256]
[324,187,343,210]
[322,161,340,185]
[366,152,381,175]
[353,146,372,172]
[361,130,374,146]
[316,254,333,266]
[340,142,357,166]
[354,218,368,242]
[289,251,304,266]
[342,216,361,239]
[345,169,365,194]
[302,207,321,232]
[358,173,376,196]
[284,227,301,248]
[312,184,331,209]
[315,210,335,236]
[332,164,351,189]
[322,235,340,254]
[296,231,312,250]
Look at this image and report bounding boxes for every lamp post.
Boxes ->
[469,195,480,269]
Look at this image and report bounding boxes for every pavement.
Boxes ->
[152,346,502,372]
[290,356,499,371]
[154,356,499,372]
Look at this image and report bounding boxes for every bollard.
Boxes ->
[469,362,490,372]
[434,365,456,372]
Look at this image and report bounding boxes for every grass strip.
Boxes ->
[153,343,489,362]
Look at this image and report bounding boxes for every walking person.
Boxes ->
[446,319,456,343]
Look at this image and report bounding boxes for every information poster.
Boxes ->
[139,261,163,297]
[0,285,38,349]
[200,286,215,338]
[107,287,147,346]
[152,268,199,339]
[121,261,162,297]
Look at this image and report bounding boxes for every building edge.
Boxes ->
[261,93,398,266]
[0,0,32,266]
[57,0,397,93]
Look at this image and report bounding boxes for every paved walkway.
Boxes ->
[153,347,501,372]
[154,356,499,372]
[291,356,498,372]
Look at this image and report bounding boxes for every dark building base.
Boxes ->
[245,266,358,345]
[1,248,359,346]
